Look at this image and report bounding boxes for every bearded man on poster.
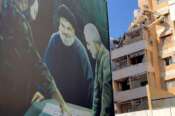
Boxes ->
[44,4,93,107]
[84,23,114,116]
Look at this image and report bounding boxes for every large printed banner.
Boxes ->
[0,0,114,115]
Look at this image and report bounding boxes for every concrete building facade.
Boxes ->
[112,0,175,113]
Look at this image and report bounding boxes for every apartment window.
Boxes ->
[129,51,144,65]
[130,55,144,65]
[166,80,175,89]
[141,81,147,86]
[131,74,148,88]
[132,97,148,111]
[160,35,172,49]
[113,56,128,69]
[163,56,173,66]
[118,79,130,91]
[120,102,132,113]
[120,97,148,113]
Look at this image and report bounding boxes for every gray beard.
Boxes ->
[60,33,76,46]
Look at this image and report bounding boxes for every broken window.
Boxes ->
[120,102,132,113]
[129,50,144,65]
[132,97,148,111]
[120,97,148,113]
[118,78,130,91]
[131,74,148,88]
[124,28,143,44]
[140,81,147,86]
[163,56,172,66]
[113,56,128,69]
[130,55,144,65]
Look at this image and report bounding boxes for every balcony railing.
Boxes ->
[159,46,175,58]
[112,40,147,59]
[161,65,175,80]
[114,86,147,103]
[113,63,154,80]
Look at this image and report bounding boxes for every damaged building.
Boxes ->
[112,26,154,113]
[112,0,175,114]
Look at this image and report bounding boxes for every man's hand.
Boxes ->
[31,91,72,115]
[62,104,72,116]
[32,91,45,103]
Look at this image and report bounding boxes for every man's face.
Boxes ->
[84,32,97,59]
[30,0,39,20]
[18,0,29,11]
[59,17,76,46]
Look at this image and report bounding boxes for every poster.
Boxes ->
[0,0,114,115]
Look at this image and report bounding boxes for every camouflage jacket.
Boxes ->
[92,45,114,116]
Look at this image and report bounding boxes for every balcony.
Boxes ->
[159,34,175,58]
[113,63,154,80]
[160,46,175,58]
[161,64,175,80]
[112,40,147,60]
[114,86,147,103]
[124,26,145,45]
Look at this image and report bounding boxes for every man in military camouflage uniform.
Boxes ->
[84,23,114,116]
[0,0,70,115]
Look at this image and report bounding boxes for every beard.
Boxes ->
[59,32,76,46]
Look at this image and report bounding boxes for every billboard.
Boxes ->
[0,0,114,115]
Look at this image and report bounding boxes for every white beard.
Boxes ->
[59,32,76,46]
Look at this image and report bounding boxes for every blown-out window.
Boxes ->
[163,56,173,66]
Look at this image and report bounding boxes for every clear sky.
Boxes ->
[107,0,138,39]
